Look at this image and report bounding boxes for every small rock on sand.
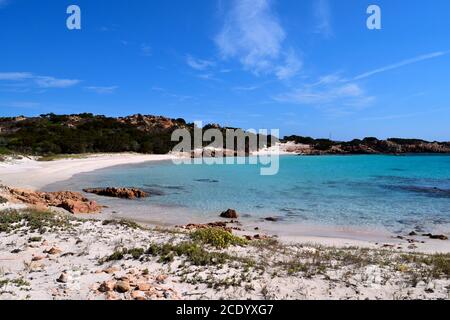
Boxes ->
[103,266,120,274]
[137,282,151,291]
[115,281,131,293]
[57,273,68,283]
[99,280,116,293]
[423,234,448,241]
[220,209,238,219]
[45,247,62,255]
[131,291,146,300]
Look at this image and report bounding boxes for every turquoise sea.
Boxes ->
[47,155,450,235]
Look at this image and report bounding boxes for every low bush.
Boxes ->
[190,228,248,248]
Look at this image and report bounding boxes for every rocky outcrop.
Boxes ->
[4,187,101,214]
[264,217,281,222]
[423,234,449,241]
[283,136,450,155]
[83,187,149,199]
[220,209,239,219]
[117,114,184,133]
[178,221,235,232]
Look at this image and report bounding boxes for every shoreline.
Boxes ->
[1,153,450,300]
[0,153,179,190]
[1,152,449,254]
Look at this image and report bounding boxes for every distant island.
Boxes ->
[281,135,450,155]
[0,113,449,157]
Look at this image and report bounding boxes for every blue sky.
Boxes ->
[0,0,449,140]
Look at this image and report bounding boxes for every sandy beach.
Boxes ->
[1,153,449,253]
[0,153,178,190]
[1,153,449,300]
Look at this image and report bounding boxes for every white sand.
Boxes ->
[0,217,448,300]
[0,153,178,190]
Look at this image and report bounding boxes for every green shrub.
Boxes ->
[128,247,145,259]
[191,228,248,248]
[146,242,231,266]
[103,247,145,262]
[104,250,125,262]
[28,236,42,242]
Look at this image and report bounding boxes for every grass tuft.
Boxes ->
[0,209,72,234]
[102,219,143,230]
[37,154,90,162]
[0,196,7,204]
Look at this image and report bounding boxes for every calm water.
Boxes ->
[48,155,450,234]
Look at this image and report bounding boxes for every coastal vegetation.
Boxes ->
[190,227,248,248]
[1,113,449,157]
[0,209,72,233]
[0,113,181,155]
[0,113,270,156]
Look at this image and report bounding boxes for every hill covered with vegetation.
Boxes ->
[0,113,270,156]
[282,135,450,155]
[0,113,449,156]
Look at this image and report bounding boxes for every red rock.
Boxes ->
[220,209,238,219]
[155,275,167,283]
[103,266,120,274]
[83,187,149,199]
[45,247,62,255]
[98,280,116,293]
[137,282,151,291]
[115,281,131,293]
[105,291,119,300]
[6,187,101,214]
[131,291,146,300]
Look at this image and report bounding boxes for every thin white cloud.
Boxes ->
[151,86,193,102]
[354,51,447,80]
[197,73,219,81]
[233,85,259,91]
[0,0,9,8]
[0,72,80,89]
[215,0,301,79]
[274,75,374,110]
[85,86,118,94]
[314,0,332,38]
[186,55,215,71]
[0,72,33,80]
[35,76,80,88]
[0,101,40,109]
[275,50,303,80]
